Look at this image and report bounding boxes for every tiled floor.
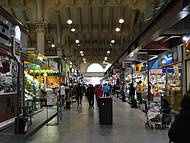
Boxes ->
[26,97,169,143]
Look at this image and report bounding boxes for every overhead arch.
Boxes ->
[87,63,104,72]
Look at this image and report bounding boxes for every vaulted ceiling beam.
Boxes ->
[109,7,113,33]
[56,10,62,44]
[98,33,100,55]
[102,0,105,5]
[120,7,124,32]
[118,0,121,5]
[78,8,82,32]
[20,0,25,6]
[99,7,102,32]
[91,33,93,50]
[72,0,75,5]
[5,0,9,5]
[88,7,92,32]
[83,34,85,52]
[86,0,90,4]
[10,8,17,18]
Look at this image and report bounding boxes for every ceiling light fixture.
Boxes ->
[70,61,72,65]
[80,51,83,54]
[107,51,110,54]
[111,40,115,44]
[67,19,72,24]
[75,40,80,43]
[115,27,120,32]
[71,28,75,32]
[51,44,55,48]
[183,36,189,41]
[81,53,84,56]
[84,61,86,63]
[119,18,124,24]
[104,57,108,61]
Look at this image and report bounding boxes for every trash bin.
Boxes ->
[66,100,71,109]
[99,97,113,125]
[15,116,28,134]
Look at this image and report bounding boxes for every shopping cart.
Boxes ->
[145,101,162,129]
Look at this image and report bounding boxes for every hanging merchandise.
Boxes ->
[136,63,143,75]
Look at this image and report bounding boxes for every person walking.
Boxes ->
[60,83,66,109]
[86,84,94,109]
[115,84,120,98]
[75,83,83,108]
[161,98,171,127]
[95,84,103,107]
[137,80,143,104]
[168,92,190,143]
[129,83,137,108]
[103,83,110,97]
[121,82,126,102]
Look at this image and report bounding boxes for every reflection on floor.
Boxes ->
[25,97,169,143]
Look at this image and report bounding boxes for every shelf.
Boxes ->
[0,92,17,96]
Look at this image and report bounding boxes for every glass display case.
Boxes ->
[0,55,18,95]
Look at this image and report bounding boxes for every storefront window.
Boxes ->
[0,54,18,94]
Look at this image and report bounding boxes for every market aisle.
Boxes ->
[26,97,169,143]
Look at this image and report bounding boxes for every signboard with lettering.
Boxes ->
[0,15,11,47]
[158,51,173,66]
[12,38,21,63]
[48,59,58,71]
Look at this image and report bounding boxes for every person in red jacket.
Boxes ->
[95,84,103,107]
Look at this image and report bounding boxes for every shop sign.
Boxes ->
[48,59,58,71]
[0,15,12,47]
[122,62,131,68]
[137,52,148,60]
[12,38,21,63]
[158,51,173,66]
[113,69,120,74]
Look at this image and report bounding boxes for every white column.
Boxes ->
[36,23,45,55]
[36,0,45,55]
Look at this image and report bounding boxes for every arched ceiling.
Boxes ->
[0,0,152,68]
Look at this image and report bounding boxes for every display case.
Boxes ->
[0,54,18,95]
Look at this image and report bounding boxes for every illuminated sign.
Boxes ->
[159,52,173,66]
[14,25,21,41]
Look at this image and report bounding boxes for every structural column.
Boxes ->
[36,0,45,55]
[36,23,45,55]
[56,10,63,57]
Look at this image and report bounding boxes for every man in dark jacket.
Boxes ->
[168,92,190,143]
[86,84,94,109]
[75,83,83,107]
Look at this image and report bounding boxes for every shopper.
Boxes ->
[161,98,171,126]
[129,83,137,108]
[65,84,70,98]
[103,83,110,97]
[121,82,126,102]
[137,80,143,104]
[75,83,83,108]
[95,84,103,107]
[86,84,95,109]
[168,93,190,143]
[60,83,66,109]
[115,84,120,98]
